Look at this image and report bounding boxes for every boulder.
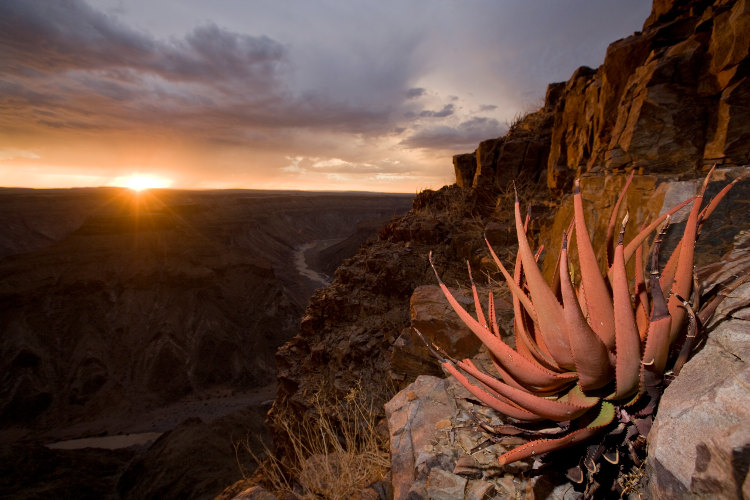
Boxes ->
[648,308,750,499]
[647,238,750,499]
[390,284,513,389]
[409,285,483,358]
[385,375,463,500]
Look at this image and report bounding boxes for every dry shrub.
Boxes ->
[250,384,390,499]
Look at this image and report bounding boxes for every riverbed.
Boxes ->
[293,238,344,287]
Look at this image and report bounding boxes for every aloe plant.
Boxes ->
[422,167,746,480]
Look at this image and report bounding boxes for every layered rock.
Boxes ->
[453,108,554,191]
[455,0,750,195]
[552,0,750,190]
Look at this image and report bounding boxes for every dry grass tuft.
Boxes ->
[248,383,390,500]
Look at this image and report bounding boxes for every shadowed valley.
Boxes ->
[0,187,412,498]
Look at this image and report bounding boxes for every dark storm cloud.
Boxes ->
[400,117,504,151]
[419,104,455,118]
[0,0,154,72]
[0,0,410,142]
[0,0,285,84]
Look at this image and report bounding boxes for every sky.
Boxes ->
[0,0,653,193]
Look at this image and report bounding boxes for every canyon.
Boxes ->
[0,187,412,498]
[4,0,750,498]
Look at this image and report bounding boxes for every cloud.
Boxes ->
[0,0,411,143]
[406,87,426,99]
[0,0,653,192]
[0,0,290,144]
[419,104,455,118]
[400,117,505,151]
[0,1,286,85]
[0,148,40,161]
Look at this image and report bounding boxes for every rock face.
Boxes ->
[453,108,554,191]
[538,165,750,281]
[454,0,750,195]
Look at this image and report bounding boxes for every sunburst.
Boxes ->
[112,174,173,192]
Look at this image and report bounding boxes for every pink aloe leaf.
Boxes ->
[606,214,642,400]
[497,401,615,466]
[514,187,576,370]
[559,231,613,392]
[574,179,616,350]
[606,170,634,266]
[429,255,577,391]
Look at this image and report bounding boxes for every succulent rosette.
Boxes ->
[422,167,747,475]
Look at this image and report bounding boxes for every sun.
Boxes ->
[112,174,173,192]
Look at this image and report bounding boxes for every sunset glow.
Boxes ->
[0,0,652,193]
[111,174,173,192]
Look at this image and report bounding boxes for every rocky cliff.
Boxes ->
[547,0,749,192]
[456,0,750,197]
[266,0,750,497]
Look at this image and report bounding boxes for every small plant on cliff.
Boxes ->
[248,383,389,500]
[421,167,747,496]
